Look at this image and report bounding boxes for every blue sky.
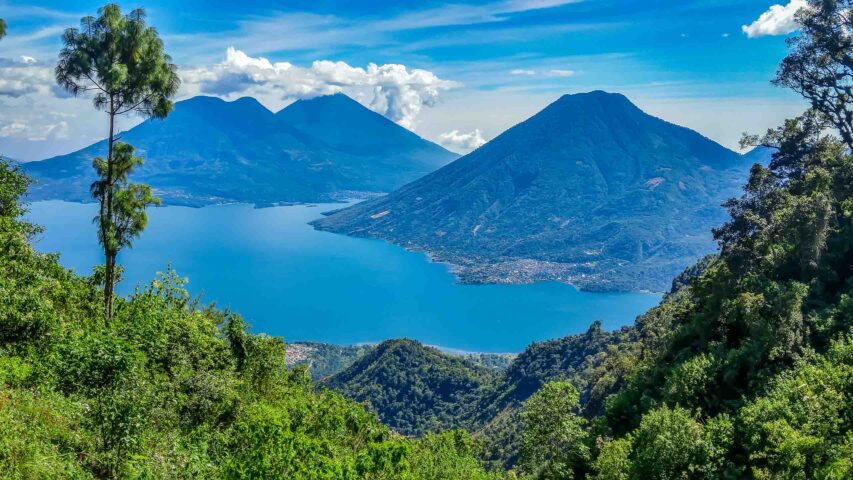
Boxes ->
[0,0,808,159]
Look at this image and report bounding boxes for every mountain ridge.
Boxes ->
[313,91,754,292]
[22,94,457,206]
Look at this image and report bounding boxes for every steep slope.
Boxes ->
[742,145,774,165]
[324,339,498,436]
[313,91,751,292]
[321,285,688,468]
[23,94,455,205]
[277,93,456,170]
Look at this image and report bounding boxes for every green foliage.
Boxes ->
[0,389,91,479]
[55,4,179,119]
[775,0,853,148]
[326,339,499,436]
[55,3,179,320]
[591,438,631,480]
[627,407,733,480]
[0,18,6,40]
[90,142,160,268]
[739,336,853,479]
[0,161,503,479]
[519,381,589,479]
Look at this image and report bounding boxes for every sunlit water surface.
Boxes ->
[27,201,662,352]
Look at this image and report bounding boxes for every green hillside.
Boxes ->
[325,340,499,436]
[0,160,502,479]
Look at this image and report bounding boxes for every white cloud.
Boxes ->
[0,58,55,97]
[180,47,459,129]
[438,128,487,151]
[0,122,28,138]
[546,69,575,77]
[0,120,68,141]
[742,0,808,38]
[509,68,574,78]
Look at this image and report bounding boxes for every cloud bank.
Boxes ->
[438,128,487,151]
[181,47,459,129]
[742,0,808,38]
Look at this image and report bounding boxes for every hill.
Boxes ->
[287,340,515,380]
[324,339,499,436]
[313,91,751,292]
[22,94,457,206]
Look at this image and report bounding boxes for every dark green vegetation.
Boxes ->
[0,159,505,479]
[325,340,500,436]
[323,309,674,470]
[287,340,515,380]
[314,91,753,292]
[22,93,456,206]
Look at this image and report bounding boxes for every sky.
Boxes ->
[0,0,810,160]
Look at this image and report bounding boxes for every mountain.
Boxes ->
[313,91,751,292]
[22,94,457,206]
[278,93,453,169]
[324,339,498,436]
[287,340,515,380]
[319,324,639,466]
[321,281,687,468]
[743,145,774,165]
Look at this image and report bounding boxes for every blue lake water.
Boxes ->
[27,201,662,352]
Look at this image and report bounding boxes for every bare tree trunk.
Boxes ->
[104,100,116,321]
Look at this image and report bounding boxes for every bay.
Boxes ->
[27,201,662,352]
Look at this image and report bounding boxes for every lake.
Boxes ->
[27,201,662,352]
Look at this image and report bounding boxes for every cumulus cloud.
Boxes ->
[181,47,459,129]
[0,120,69,141]
[742,0,808,38]
[510,69,537,75]
[438,128,487,151]
[0,57,55,97]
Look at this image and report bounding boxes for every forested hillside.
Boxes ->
[0,161,503,479]
[324,292,688,470]
[325,340,499,436]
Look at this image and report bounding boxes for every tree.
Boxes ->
[629,407,733,480]
[775,0,853,149]
[519,381,590,479]
[89,143,160,312]
[55,4,179,319]
[0,18,6,40]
